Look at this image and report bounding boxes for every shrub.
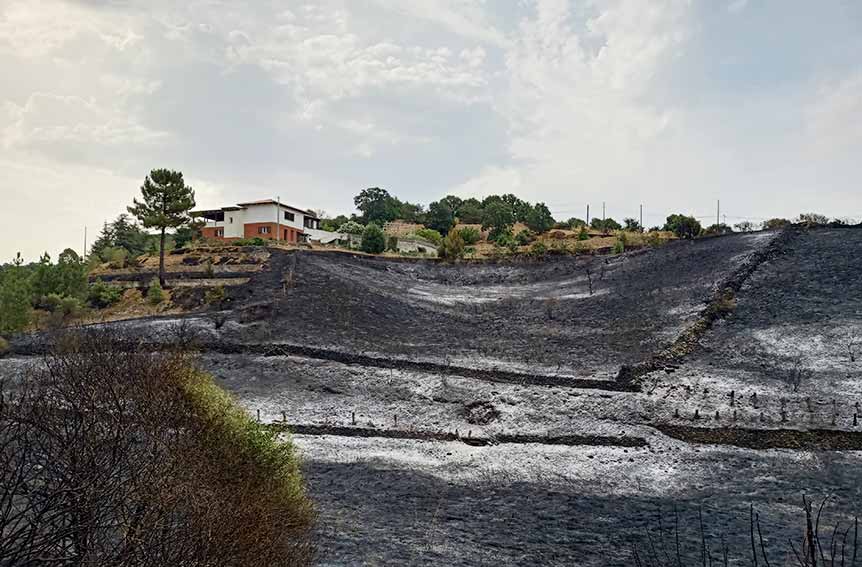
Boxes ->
[458,227,481,245]
[43,293,83,318]
[493,230,517,251]
[147,280,165,305]
[578,227,590,241]
[102,246,129,268]
[797,212,829,226]
[0,336,9,357]
[415,228,443,245]
[87,279,123,308]
[530,241,548,257]
[338,220,365,235]
[387,235,399,252]
[438,229,466,261]
[234,237,267,247]
[205,285,226,305]
[664,214,702,240]
[763,218,790,230]
[360,223,386,254]
[0,331,314,566]
[515,229,535,246]
[567,217,587,229]
[613,237,625,254]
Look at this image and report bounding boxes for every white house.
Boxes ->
[192,199,338,244]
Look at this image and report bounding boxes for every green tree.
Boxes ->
[0,253,32,335]
[664,214,702,240]
[91,214,151,261]
[524,202,555,234]
[481,200,515,241]
[173,220,205,248]
[623,218,643,232]
[456,198,483,224]
[426,200,457,235]
[566,217,587,229]
[360,223,386,254]
[354,187,400,225]
[591,217,622,233]
[321,214,350,232]
[127,169,196,287]
[398,201,426,224]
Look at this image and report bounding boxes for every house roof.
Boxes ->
[192,199,319,219]
[236,200,317,218]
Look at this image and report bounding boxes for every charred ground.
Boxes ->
[3,226,862,566]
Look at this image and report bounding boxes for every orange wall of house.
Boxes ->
[201,226,222,239]
[243,223,304,242]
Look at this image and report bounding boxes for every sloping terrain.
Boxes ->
[219,232,774,381]
[4,227,862,565]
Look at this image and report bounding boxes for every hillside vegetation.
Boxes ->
[0,329,314,566]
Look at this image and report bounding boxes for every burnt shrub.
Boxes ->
[0,330,315,566]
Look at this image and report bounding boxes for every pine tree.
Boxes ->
[127,169,195,287]
[0,253,32,335]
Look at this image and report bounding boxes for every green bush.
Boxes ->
[493,230,517,252]
[0,336,8,357]
[530,241,548,257]
[205,285,227,305]
[415,228,443,245]
[438,229,466,261]
[234,237,267,247]
[458,227,481,245]
[147,280,165,305]
[613,237,625,254]
[387,236,399,252]
[87,279,123,308]
[101,246,129,268]
[515,229,535,246]
[338,220,366,235]
[578,227,590,241]
[360,223,386,254]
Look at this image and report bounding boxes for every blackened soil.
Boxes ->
[661,228,862,390]
[222,234,773,379]
[304,451,862,566]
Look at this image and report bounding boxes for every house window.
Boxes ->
[215,228,224,237]
[229,217,233,224]
[284,211,295,221]
[304,217,318,229]
[259,226,271,235]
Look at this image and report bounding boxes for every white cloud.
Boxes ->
[806,72,862,155]
[727,0,749,15]
[1,92,167,149]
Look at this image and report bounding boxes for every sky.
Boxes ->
[1,0,861,261]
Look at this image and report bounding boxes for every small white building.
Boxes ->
[192,199,338,244]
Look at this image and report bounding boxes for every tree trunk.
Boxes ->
[159,227,167,288]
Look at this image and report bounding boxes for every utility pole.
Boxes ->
[83,226,87,259]
[716,200,720,227]
[602,202,606,221]
[586,204,590,224]
[639,204,643,231]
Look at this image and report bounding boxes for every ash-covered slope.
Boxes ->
[223,232,775,380]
